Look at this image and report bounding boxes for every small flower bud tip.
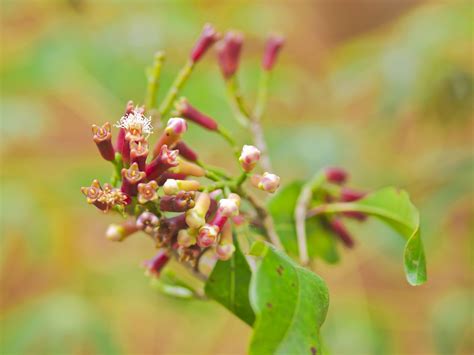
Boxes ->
[325,167,348,185]
[197,224,219,248]
[239,145,260,172]
[190,23,220,63]
[175,98,218,131]
[262,35,285,71]
[216,31,243,79]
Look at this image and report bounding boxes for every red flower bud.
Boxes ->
[340,188,366,202]
[146,145,179,181]
[143,249,170,277]
[329,219,354,248]
[175,98,218,131]
[190,23,220,63]
[116,128,126,156]
[262,35,284,70]
[153,118,187,158]
[160,191,196,212]
[130,140,149,171]
[106,219,138,241]
[216,31,243,79]
[174,141,198,162]
[325,167,348,185]
[92,122,115,162]
[121,163,146,196]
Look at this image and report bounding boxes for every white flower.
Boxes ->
[115,109,153,137]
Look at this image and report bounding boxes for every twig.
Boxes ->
[159,60,195,120]
[294,172,325,265]
[145,51,165,110]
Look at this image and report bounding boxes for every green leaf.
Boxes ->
[268,181,339,263]
[248,240,329,355]
[317,187,427,286]
[205,237,255,326]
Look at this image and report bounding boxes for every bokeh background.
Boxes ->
[1,0,473,354]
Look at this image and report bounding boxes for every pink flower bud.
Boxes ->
[121,163,146,196]
[160,191,196,212]
[174,141,198,162]
[216,243,236,261]
[152,118,187,158]
[136,211,160,234]
[146,145,179,181]
[218,198,239,217]
[239,145,260,172]
[143,249,170,277]
[216,31,243,79]
[262,35,284,70]
[190,23,220,63]
[197,224,219,248]
[125,100,134,115]
[329,219,354,248]
[130,140,148,171]
[137,180,158,204]
[251,172,281,193]
[175,98,218,131]
[106,220,138,241]
[325,167,348,185]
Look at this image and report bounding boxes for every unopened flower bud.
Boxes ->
[143,249,170,277]
[121,163,146,196]
[153,118,187,158]
[175,98,218,131]
[92,122,115,162]
[197,224,219,248]
[160,191,195,212]
[146,145,179,180]
[262,35,284,71]
[163,179,200,195]
[157,172,187,186]
[239,145,260,172]
[136,211,160,235]
[325,167,348,185]
[218,198,239,217]
[174,140,199,162]
[340,188,366,202]
[106,220,138,241]
[216,243,236,260]
[177,228,197,247]
[190,23,220,63]
[251,172,281,193]
[130,140,149,171]
[216,31,243,79]
[170,158,205,177]
[186,192,210,229]
[137,180,158,204]
[329,219,354,248]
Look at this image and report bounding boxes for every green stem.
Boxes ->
[226,78,250,127]
[159,60,195,120]
[195,160,231,180]
[145,51,165,111]
[111,153,123,187]
[254,70,270,120]
[217,126,239,157]
[235,172,248,187]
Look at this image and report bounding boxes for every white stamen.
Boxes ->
[115,109,153,136]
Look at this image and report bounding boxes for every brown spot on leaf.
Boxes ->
[266,302,273,309]
[276,265,284,276]
[310,346,317,355]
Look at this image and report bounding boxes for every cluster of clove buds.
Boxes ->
[317,167,368,248]
[81,23,284,278]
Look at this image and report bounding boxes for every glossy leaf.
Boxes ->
[205,238,255,326]
[249,240,329,355]
[268,181,339,263]
[316,187,427,285]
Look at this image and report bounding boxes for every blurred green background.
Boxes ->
[1,0,472,354]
